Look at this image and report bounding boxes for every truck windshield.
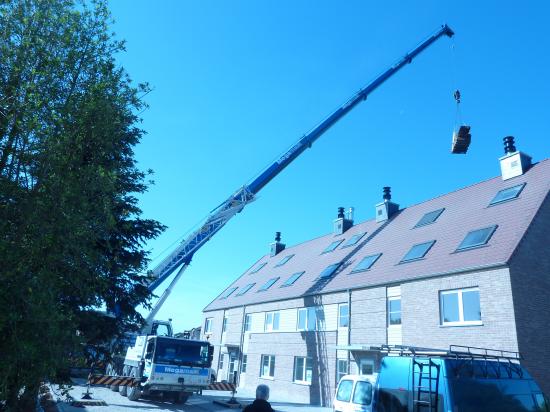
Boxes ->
[154,339,210,367]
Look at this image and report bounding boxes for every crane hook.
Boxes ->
[454,89,461,104]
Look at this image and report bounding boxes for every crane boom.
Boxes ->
[147,24,454,293]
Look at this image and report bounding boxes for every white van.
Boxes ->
[334,374,377,412]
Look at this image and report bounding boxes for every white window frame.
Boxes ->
[204,318,213,334]
[338,303,349,328]
[219,353,224,370]
[244,314,252,332]
[293,356,313,384]
[359,359,374,376]
[387,297,402,326]
[337,359,348,382]
[222,316,228,333]
[439,287,482,326]
[297,307,318,331]
[264,311,280,332]
[241,354,248,373]
[260,355,275,379]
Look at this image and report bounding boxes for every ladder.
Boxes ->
[412,358,440,412]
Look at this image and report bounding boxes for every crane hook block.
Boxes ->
[451,125,471,154]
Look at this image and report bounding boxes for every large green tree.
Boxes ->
[0,1,165,409]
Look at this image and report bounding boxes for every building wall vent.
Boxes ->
[375,187,399,223]
[270,232,286,256]
[499,136,532,181]
[333,207,353,235]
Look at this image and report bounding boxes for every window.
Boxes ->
[490,183,525,205]
[318,263,339,279]
[322,239,344,254]
[236,283,255,296]
[241,354,248,373]
[294,357,313,383]
[275,254,294,267]
[341,233,366,248]
[204,318,213,334]
[297,307,318,331]
[400,240,435,263]
[260,355,275,378]
[219,354,224,370]
[265,311,280,332]
[220,287,238,299]
[338,303,349,328]
[250,262,267,274]
[222,316,228,333]
[337,359,348,382]
[281,271,305,287]
[351,253,382,273]
[456,226,497,251]
[359,359,374,375]
[258,277,279,291]
[414,208,445,228]
[244,314,252,332]
[388,297,401,325]
[440,287,481,325]
[336,379,354,402]
[353,381,373,405]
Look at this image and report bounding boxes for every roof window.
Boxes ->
[489,183,525,206]
[351,253,382,273]
[236,283,255,296]
[322,239,344,254]
[341,233,366,248]
[456,226,497,251]
[400,240,436,263]
[258,277,279,291]
[219,287,238,299]
[414,208,445,228]
[275,254,295,267]
[281,271,305,287]
[318,263,340,279]
[250,262,267,274]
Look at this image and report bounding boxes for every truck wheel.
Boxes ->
[119,366,129,397]
[106,363,119,392]
[173,392,190,404]
[127,367,141,401]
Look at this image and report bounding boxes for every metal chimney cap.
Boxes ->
[275,232,281,242]
[337,207,345,219]
[504,136,517,154]
[383,187,392,201]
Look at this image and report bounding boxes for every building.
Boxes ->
[201,138,550,405]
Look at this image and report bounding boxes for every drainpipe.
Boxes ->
[347,289,352,374]
[236,305,247,387]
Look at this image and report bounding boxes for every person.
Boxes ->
[243,384,274,412]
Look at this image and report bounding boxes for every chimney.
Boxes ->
[499,136,532,180]
[333,207,353,235]
[270,232,285,256]
[375,187,399,223]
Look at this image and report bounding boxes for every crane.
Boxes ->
[143,24,455,328]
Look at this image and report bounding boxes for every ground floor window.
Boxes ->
[261,355,275,378]
[337,359,348,382]
[294,357,313,384]
[440,287,481,326]
[218,354,224,370]
[241,354,247,373]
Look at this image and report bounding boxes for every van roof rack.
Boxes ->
[371,344,522,361]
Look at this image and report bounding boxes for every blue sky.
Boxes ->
[108,1,549,332]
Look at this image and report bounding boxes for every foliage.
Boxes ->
[0,0,165,409]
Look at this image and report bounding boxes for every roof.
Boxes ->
[203,158,550,312]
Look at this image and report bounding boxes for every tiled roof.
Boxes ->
[204,159,550,312]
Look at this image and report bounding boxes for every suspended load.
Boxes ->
[451,89,471,154]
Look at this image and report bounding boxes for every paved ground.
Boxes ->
[50,380,332,412]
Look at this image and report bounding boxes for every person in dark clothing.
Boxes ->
[243,384,274,412]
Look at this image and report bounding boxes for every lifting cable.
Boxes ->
[450,41,471,154]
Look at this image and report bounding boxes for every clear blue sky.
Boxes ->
[108,1,549,332]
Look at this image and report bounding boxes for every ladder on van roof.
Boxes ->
[412,359,440,412]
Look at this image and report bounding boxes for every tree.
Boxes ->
[0,1,165,409]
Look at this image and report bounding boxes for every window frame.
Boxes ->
[220,286,238,299]
[274,254,295,267]
[250,262,267,274]
[341,232,366,248]
[400,240,436,263]
[456,225,498,251]
[258,277,280,292]
[281,271,305,287]
[241,354,248,373]
[204,318,213,334]
[337,359,349,383]
[297,307,318,331]
[351,253,382,273]
[439,287,482,326]
[318,263,340,279]
[293,356,313,384]
[338,303,349,328]
[414,208,445,228]
[489,183,526,206]
[236,283,255,296]
[260,354,275,378]
[244,314,252,332]
[264,311,280,332]
[322,239,345,254]
[222,316,228,333]
[387,297,402,326]
[219,353,224,370]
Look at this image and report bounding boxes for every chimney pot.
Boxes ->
[504,136,516,154]
[383,187,392,201]
[275,232,281,242]
[337,207,345,219]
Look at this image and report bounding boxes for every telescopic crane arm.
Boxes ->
[144,24,454,323]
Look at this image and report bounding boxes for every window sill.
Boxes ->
[439,321,483,328]
[293,380,312,386]
[259,376,274,381]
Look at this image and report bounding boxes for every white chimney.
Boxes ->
[499,136,532,180]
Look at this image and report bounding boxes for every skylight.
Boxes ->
[414,208,445,228]
[258,277,279,291]
[275,254,295,267]
[236,283,255,296]
[457,226,497,251]
[489,183,525,205]
[341,233,366,248]
[250,262,267,274]
[400,240,436,263]
[318,263,340,279]
[281,271,305,287]
[219,287,238,299]
[322,239,344,254]
[351,253,382,273]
